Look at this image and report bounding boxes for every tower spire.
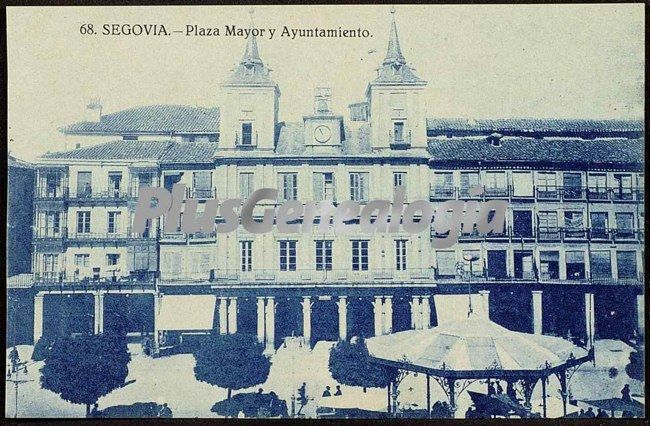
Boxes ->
[383,7,406,66]
[241,8,263,66]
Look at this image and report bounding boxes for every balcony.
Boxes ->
[561,227,588,240]
[389,130,411,150]
[537,227,561,241]
[162,268,435,286]
[612,228,642,242]
[235,132,258,150]
[70,187,131,201]
[429,186,456,200]
[561,187,587,200]
[33,270,157,290]
[186,187,216,199]
[161,230,217,244]
[35,185,69,200]
[587,187,609,201]
[34,227,67,240]
[536,187,560,200]
[484,187,510,198]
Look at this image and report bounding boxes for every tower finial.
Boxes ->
[241,7,262,66]
[383,6,405,66]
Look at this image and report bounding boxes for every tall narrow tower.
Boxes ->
[220,10,280,152]
[366,8,428,152]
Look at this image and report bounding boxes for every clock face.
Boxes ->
[314,125,332,143]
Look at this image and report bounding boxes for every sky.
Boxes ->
[6,4,645,161]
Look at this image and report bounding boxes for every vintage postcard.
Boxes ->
[5,3,645,419]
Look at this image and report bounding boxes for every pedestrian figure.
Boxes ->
[506,381,517,401]
[334,385,342,396]
[584,407,595,418]
[298,382,307,406]
[488,382,496,395]
[496,381,504,394]
[322,386,331,397]
[596,408,609,418]
[465,406,475,419]
[90,403,99,418]
[578,409,585,418]
[621,384,632,402]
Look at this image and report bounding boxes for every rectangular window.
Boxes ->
[487,250,507,279]
[279,240,297,271]
[241,122,253,145]
[565,251,585,280]
[536,172,558,198]
[315,240,333,271]
[612,174,633,200]
[395,239,407,271]
[77,211,91,234]
[393,122,405,143]
[351,240,369,271]
[484,172,507,196]
[239,173,254,199]
[588,174,608,199]
[313,172,335,201]
[615,213,635,239]
[43,254,59,272]
[350,172,369,202]
[278,173,298,201]
[241,241,253,272]
[563,211,585,238]
[590,251,612,280]
[77,171,92,198]
[44,211,61,236]
[436,251,456,277]
[393,172,406,190]
[108,172,122,197]
[616,251,638,280]
[539,251,560,280]
[433,172,454,198]
[563,173,583,199]
[512,172,534,197]
[514,250,534,279]
[538,211,559,240]
[192,171,213,198]
[44,172,61,197]
[513,210,533,238]
[460,172,479,197]
[590,212,609,239]
[106,253,120,266]
[107,211,121,234]
[74,254,90,268]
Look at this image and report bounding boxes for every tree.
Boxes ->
[328,337,398,392]
[41,333,130,417]
[193,333,271,399]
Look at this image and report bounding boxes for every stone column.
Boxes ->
[532,290,543,335]
[337,296,347,341]
[265,297,275,352]
[479,290,490,319]
[257,297,266,343]
[410,296,421,329]
[584,293,595,349]
[33,293,44,343]
[422,296,431,329]
[383,296,393,335]
[637,294,644,337]
[228,297,237,334]
[94,292,104,334]
[219,297,228,334]
[152,293,160,351]
[302,297,312,348]
[373,296,383,336]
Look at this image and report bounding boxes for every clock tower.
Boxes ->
[220,10,280,152]
[366,8,428,152]
[303,87,344,155]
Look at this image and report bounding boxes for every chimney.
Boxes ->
[85,98,102,123]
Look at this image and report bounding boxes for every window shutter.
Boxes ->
[313,173,324,201]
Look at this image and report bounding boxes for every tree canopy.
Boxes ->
[40,333,130,416]
[329,337,397,389]
[194,333,271,398]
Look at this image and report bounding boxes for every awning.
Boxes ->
[434,294,488,324]
[155,295,216,331]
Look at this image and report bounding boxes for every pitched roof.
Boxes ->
[371,13,425,85]
[428,137,645,166]
[41,140,173,160]
[9,155,34,169]
[60,105,220,135]
[159,142,219,164]
[426,118,643,136]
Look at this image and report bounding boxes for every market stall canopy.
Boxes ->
[580,398,645,417]
[366,315,589,378]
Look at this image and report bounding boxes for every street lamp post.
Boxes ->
[462,254,480,317]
